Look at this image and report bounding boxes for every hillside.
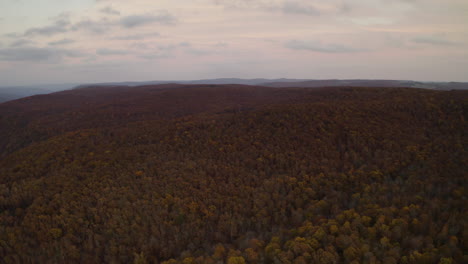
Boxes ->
[0,85,466,264]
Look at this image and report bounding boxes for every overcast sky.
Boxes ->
[0,0,467,85]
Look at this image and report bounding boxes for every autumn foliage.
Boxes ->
[0,85,466,263]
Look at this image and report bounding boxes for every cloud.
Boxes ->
[186,49,211,56]
[11,11,174,41]
[112,32,160,40]
[24,18,70,36]
[67,12,175,35]
[339,2,352,13]
[4,33,19,38]
[179,42,191,47]
[285,40,364,53]
[96,48,128,56]
[100,6,120,16]
[214,0,321,15]
[157,42,191,51]
[214,42,228,48]
[10,39,35,47]
[280,1,320,15]
[138,52,172,60]
[72,19,112,34]
[350,17,395,26]
[213,0,252,9]
[120,12,177,28]
[0,47,85,62]
[412,36,458,46]
[63,50,87,58]
[49,38,75,46]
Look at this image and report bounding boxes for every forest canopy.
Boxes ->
[0,85,466,263]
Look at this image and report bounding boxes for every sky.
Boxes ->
[0,0,467,85]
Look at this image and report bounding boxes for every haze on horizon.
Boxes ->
[0,0,467,86]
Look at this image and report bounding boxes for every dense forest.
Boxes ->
[0,85,466,263]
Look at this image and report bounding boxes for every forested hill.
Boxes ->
[0,85,466,264]
[0,84,304,157]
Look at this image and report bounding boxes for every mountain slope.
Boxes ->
[0,85,466,263]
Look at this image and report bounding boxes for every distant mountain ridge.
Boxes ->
[261,79,468,90]
[73,78,310,88]
[76,78,468,90]
[1,78,467,104]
